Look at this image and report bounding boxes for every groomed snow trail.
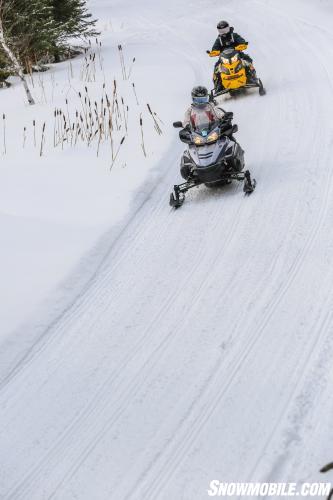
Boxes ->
[1,1,333,499]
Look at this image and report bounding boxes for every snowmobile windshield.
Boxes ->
[190,106,219,135]
[220,48,237,64]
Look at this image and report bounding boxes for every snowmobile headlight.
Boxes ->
[193,135,205,145]
[231,54,239,63]
[221,57,229,65]
[207,131,219,143]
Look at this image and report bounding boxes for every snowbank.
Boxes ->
[0,0,196,339]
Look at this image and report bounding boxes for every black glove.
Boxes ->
[223,112,234,121]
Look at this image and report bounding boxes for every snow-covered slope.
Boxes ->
[1,0,333,499]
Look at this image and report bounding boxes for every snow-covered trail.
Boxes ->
[1,1,333,499]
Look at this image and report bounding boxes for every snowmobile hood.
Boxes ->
[189,136,231,168]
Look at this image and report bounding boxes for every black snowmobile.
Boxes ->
[169,111,256,208]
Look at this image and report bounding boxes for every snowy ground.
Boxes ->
[0,1,191,340]
[1,0,333,499]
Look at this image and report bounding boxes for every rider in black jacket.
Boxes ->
[210,21,255,91]
[211,20,253,64]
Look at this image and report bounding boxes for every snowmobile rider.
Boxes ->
[180,86,235,179]
[182,85,226,128]
[208,21,255,90]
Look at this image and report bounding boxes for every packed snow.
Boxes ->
[1,0,333,498]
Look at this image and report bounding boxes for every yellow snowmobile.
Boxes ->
[208,46,265,97]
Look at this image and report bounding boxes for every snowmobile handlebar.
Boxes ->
[177,122,238,144]
[207,44,248,57]
[234,43,248,51]
[207,50,220,57]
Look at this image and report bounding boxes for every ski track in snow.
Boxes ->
[1,1,333,499]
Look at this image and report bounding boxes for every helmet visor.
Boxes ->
[218,27,230,35]
[193,96,209,104]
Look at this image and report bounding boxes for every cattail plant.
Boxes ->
[32,73,162,166]
[75,123,81,146]
[2,113,6,154]
[126,105,129,128]
[132,82,139,105]
[61,115,67,148]
[108,115,114,159]
[78,91,89,130]
[121,97,127,132]
[114,98,120,130]
[81,112,89,143]
[92,53,96,81]
[96,39,103,70]
[56,110,61,145]
[154,111,164,125]
[110,136,125,170]
[40,122,46,156]
[57,110,62,145]
[118,45,126,79]
[140,114,146,157]
[147,103,162,135]
[115,96,121,119]
[71,123,75,146]
[33,119,36,147]
[65,99,72,138]
[23,126,27,148]
[102,106,107,134]
[96,123,103,156]
[53,110,57,146]
[127,58,136,79]
[112,79,117,112]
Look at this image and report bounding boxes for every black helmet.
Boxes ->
[191,85,209,105]
[217,20,230,35]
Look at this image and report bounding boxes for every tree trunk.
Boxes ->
[0,19,35,105]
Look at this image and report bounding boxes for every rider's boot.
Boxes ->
[245,62,258,83]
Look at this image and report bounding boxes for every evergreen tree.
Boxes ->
[0,0,99,80]
[53,0,98,41]
[0,49,10,85]
[1,0,60,65]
